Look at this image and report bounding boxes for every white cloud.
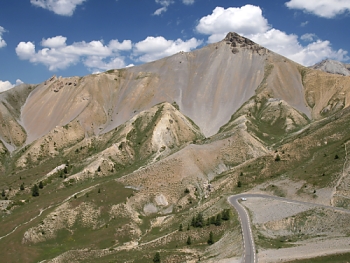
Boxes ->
[30,0,86,16]
[300,21,309,27]
[84,56,127,71]
[182,0,194,5]
[16,34,201,72]
[153,0,174,15]
[196,5,270,43]
[300,33,317,42]
[16,41,36,59]
[196,5,349,66]
[285,0,350,18]
[109,39,132,51]
[154,7,167,15]
[250,29,348,66]
[133,36,202,62]
[16,37,131,71]
[41,35,67,48]
[0,26,7,48]
[0,79,23,92]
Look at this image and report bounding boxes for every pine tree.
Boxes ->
[32,184,39,197]
[153,252,161,263]
[186,236,192,245]
[222,209,230,221]
[191,216,195,227]
[195,212,204,228]
[20,183,25,191]
[275,154,281,161]
[237,181,242,187]
[39,181,44,189]
[215,214,222,226]
[179,223,183,231]
[1,189,5,197]
[208,231,214,245]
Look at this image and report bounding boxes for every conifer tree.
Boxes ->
[208,231,214,245]
[153,252,161,263]
[186,236,192,245]
[32,184,39,197]
[215,214,222,226]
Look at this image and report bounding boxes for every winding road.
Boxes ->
[228,193,350,263]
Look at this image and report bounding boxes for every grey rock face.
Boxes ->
[310,59,350,76]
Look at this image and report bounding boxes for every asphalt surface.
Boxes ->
[228,193,350,263]
[228,195,256,263]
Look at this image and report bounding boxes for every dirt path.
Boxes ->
[0,184,98,241]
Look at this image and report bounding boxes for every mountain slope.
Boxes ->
[1,32,350,263]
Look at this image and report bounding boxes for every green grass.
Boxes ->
[256,233,296,249]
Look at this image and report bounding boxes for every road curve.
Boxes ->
[228,193,350,263]
[228,195,256,263]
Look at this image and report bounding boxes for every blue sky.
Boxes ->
[1,0,350,91]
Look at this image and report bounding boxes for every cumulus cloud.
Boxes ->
[250,29,348,66]
[196,5,270,43]
[0,79,23,92]
[0,26,7,48]
[133,36,202,62]
[16,34,201,72]
[196,5,349,66]
[30,0,86,16]
[285,0,350,18]
[16,36,132,71]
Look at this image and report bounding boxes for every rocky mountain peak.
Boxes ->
[310,59,350,76]
[224,32,266,54]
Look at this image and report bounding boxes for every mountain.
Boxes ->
[310,59,350,76]
[1,32,350,263]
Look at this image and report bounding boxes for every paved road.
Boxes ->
[228,193,350,263]
[228,195,256,263]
